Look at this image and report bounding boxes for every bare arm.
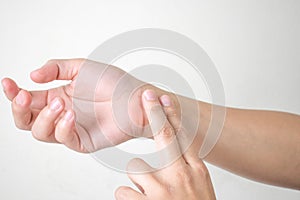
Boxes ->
[3,59,299,190]
[142,84,300,190]
[164,92,300,189]
[204,107,300,190]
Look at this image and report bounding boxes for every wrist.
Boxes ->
[137,84,211,157]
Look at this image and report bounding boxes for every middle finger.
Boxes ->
[31,97,64,143]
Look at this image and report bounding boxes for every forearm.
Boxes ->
[204,107,300,190]
[143,84,300,189]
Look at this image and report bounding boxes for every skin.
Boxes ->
[115,90,216,200]
[2,58,300,191]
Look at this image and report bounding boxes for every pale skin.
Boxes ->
[2,59,300,192]
[115,90,216,200]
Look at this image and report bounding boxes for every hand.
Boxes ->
[2,59,147,152]
[115,90,216,200]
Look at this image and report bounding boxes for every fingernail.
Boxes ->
[50,98,62,111]
[143,90,157,101]
[16,91,24,105]
[64,111,74,121]
[160,95,172,107]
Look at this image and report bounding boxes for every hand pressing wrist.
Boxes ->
[135,84,209,159]
[116,90,216,200]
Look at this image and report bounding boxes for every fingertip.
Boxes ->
[30,61,59,83]
[160,94,172,107]
[142,89,157,101]
[31,59,80,82]
[115,186,145,200]
[142,89,161,117]
[14,90,32,107]
[30,68,43,83]
[11,90,34,130]
[1,77,12,83]
[1,77,6,88]
[1,77,20,100]
[1,78,7,92]
[115,186,128,200]
[55,110,75,144]
[29,69,37,79]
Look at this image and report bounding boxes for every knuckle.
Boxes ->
[175,167,192,183]
[47,59,57,64]
[75,58,86,62]
[161,185,173,197]
[174,127,182,135]
[160,126,174,139]
[194,161,209,178]
[14,122,28,130]
[14,118,31,131]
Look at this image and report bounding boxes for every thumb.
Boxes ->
[30,58,85,83]
[115,186,145,200]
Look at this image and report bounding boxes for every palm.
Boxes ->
[3,59,145,153]
[68,62,145,152]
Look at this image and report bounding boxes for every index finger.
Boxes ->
[2,78,20,101]
[142,90,186,170]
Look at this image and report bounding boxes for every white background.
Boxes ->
[0,0,299,199]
